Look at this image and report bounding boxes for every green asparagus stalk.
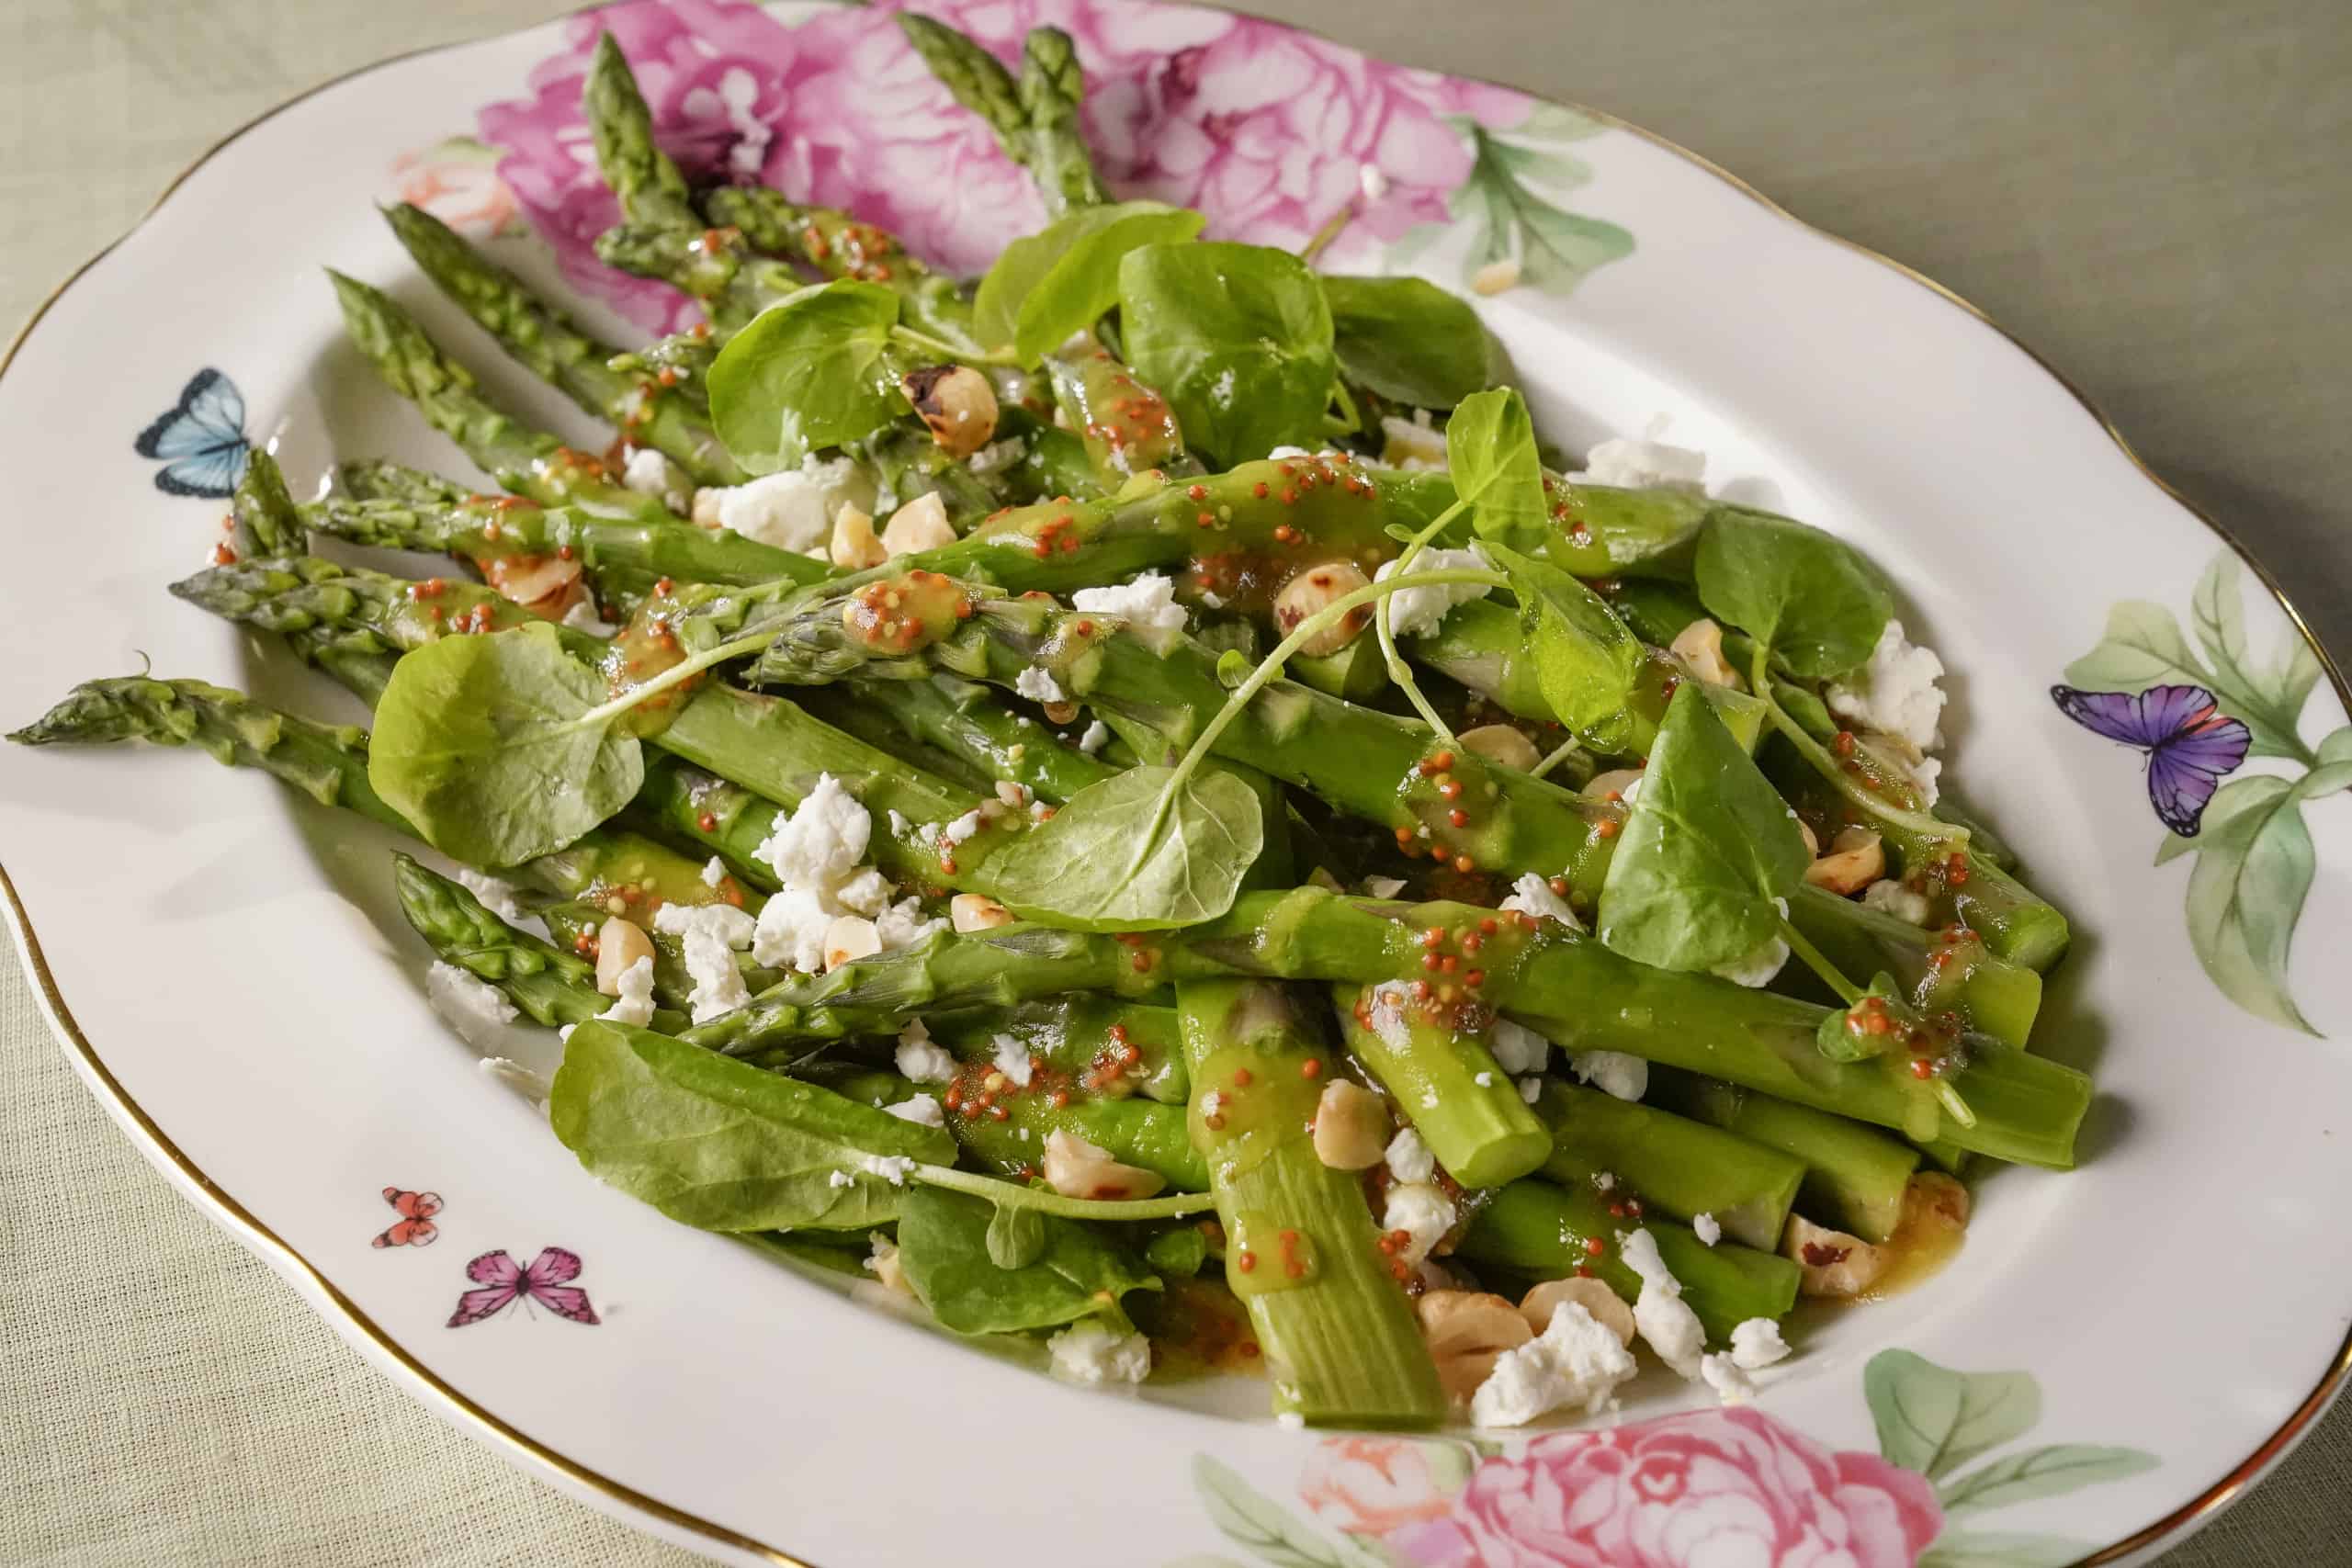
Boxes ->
[838,1069,1207,1190]
[1455,1178,1800,1341]
[1329,984,1551,1189]
[301,492,826,589]
[1526,1081,1803,1252]
[809,673,1122,806]
[337,458,472,506]
[701,186,977,349]
[932,998,1188,1104]
[232,449,306,558]
[1175,978,1445,1427]
[381,200,744,485]
[1785,882,2041,1047]
[1645,1068,1921,1243]
[1045,334,1197,483]
[1015,27,1112,216]
[583,31,700,233]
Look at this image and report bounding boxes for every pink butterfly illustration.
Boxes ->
[372,1187,442,1248]
[447,1247,600,1327]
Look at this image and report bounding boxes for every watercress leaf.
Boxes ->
[986,1201,1047,1269]
[1445,387,1547,551]
[548,1021,957,1231]
[1320,275,1502,408]
[1484,541,1645,750]
[1597,682,1813,971]
[368,622,642,867]
[895,1186,1159,1335]
[985,765,1264,931]
[973,201,1207,363]
[1119,243,1336,465]
[708,280,907,474]
[1695,510,1893,680]
[1144,1224,1212,1277]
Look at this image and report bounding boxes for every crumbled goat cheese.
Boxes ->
[751,886,837,974]
[885,1095,945,1128]
[1519,1077,1544,1104]
[1618,1227,1707,1379]
[888,808,910,836]
[1488,1017,1550,1075]
[832,866,894,918]
[1363,980,1419,1053]
[1594,1171,1617,1192]
[966,437,1024,476]
[1574,436,1708,494]
[1200,1090,1225,1119]
[457,869,526,921]
[426,961,518,1048]
[1208,367,1237,408]
[1826,620,1947,753]
[942,809,985,846]
[1499,872,1583,929]
[994,779,1034,808]
[1014,665,1068,704]
[1385,1128,1436,1185]
[1475,1071,1494,1087]
[699,856,727,888]
[858,1154,915,1186]
[828,1169,855,1189]
[991,1033,1035,1087]
[1047,1321,1152,1384]
[1072,570,1189,651]
[1470,1299,1638,1427]
[755,773,870,889]
[1700,1352,1757,1404]
[1730,1317,1792,1370]
[1570,1049,1648,1102]
[1383,1182,1457,1268]
[875,897,947,951]
[692,457,860,553]
[1077,720,1110,755]
[620,446,692,513]
[896,1021,957,1084]
[478,1056,550,1108]
[600,954,657,1027]
[1862,879,1934,925]
[1693,1212,1722,1247]
[1362,875,1408,899]
[651,902,757,1021]
[1374,547,1494,637]
[560,596,614,634]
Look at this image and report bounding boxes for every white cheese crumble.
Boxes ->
[1014,665,1068,704]
[828,1169,855,1189]
[755,773,871,889]
[1618,1228,1707,1380]
[1731,1317,1792,1370]
[993,779,1034,808]
[560,596,615,635]
[691,456,860,553]
[1474,1071,1494,1088]
[1361,875,1408,899]
[887,808,910,836]
[942,809,985,846]
[1071,572,1189,651]
[1499,872,1583,930]
[620,446,692,513]
[966,436,1024,476]
[651,902,757,1022]
[1862,879,1933,925]
[699,856,727,888]
[1569,1049,1647,1102]
[1363,980,1418,1053]
[1594,1171,1617,1192]
[1373,547,1494,637]
[1700,1351,1757,1404]
[426,962,518,1048]
[1519,1077,1544,1104]
[1573,436,1708,494]
[1826,620,1947,753]
[885,1095,945,1128]
[1469,1299,1638,1427]
[1382,1182,1457,1267]
[857,1153,916,1186]
[832,866,894,919]
[1488,1017,1550,1075]
[456,869,526,922]
[478,1055,549,1109]
[751,885,837,974]
[991,1033,1035,1087]
[1047,1321,1151,1384]
[875,896,947,951]
[1385,1127,1436,1185]
[600,954,657,1028]
[1077,720,1110,755]
[1693,1212,1722,1247]
[895,1021,957,1083]
[1208,367,1237,409]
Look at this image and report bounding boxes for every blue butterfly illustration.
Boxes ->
[133,368,250,498]
[2051,682,2251,837]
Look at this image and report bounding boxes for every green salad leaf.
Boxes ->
[986,1201,1049,1269]
[1484,542,1646,751]
[1118,242,1335,465]
[974,201,1205,364]
[708,280,909,473]
[1445,386,1548,551]
[548,1021,958,1231]
[368,622,642,867]
[1321,274,1501,408]
[1597,682,1812,972]
[895,1187,1159,1335]
[985,764,1265,931]
[1695,510,1892,680]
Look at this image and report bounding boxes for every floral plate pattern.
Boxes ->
[5,3,2350,1565]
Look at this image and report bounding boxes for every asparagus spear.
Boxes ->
[1526,1081,1804,1252]
[839,1069,1206,1191]
[380,200,744,485]
[933,998,1188,1104]
[232,449,306,558]
[1329,983,1550,1189]
[1175,978,1445,1427]
[1785,881,2041,1048]
[582,31,700,233]
[899,17,1109,219]
[802,673,1121,807]
[701,185,978,349]
[1645,1068,1921,1243]
[337,457,473,506]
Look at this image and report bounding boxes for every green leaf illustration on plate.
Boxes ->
[1937,1444,2161,1516]
[1387,103,1634,299]
[1865,1349,2042,1480]
[1191,1456,1363,1568]
[1917,1530,2097,1567]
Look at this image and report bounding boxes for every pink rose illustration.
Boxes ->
[389,138,521,239]
[1387,1408,1943,1568]
[1298,1437,1471,1537]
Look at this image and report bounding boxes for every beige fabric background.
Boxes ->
[2,2,2345,1563]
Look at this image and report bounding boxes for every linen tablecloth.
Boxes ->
[5,2,2346,1562]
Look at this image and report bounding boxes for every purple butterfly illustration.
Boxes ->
[447,1247,599,1327]
[2051,682,2251,837]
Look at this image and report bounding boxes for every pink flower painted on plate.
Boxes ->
[1298,1437,1470,1537]
[1387,1408,1942,1568]
[389,137,522,239]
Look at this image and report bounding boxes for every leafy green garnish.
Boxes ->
[707,280,910,473]
[1118,242,1335,465]
[548,1021,958,1231]
[1444,386,1548,551]
[1320,275,1501,408]
[973,201,1205,364]
[1695,510,1892,681]
[1483,542,1645,751]
[368,622,643,867]
[986,1201,1048,1269]
[984,765,1266,931]
[1143,1224,1212,1277]
[1597,682,1812,972]
[895,1187,1159,1335]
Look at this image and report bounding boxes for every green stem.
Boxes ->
[1780,918,1863,1006]
[574,628,775,730]
[1530,737,1584,781]
[1753,647,1962,844]
[905,1163,1215,1220]
[1374,504,1468,741]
